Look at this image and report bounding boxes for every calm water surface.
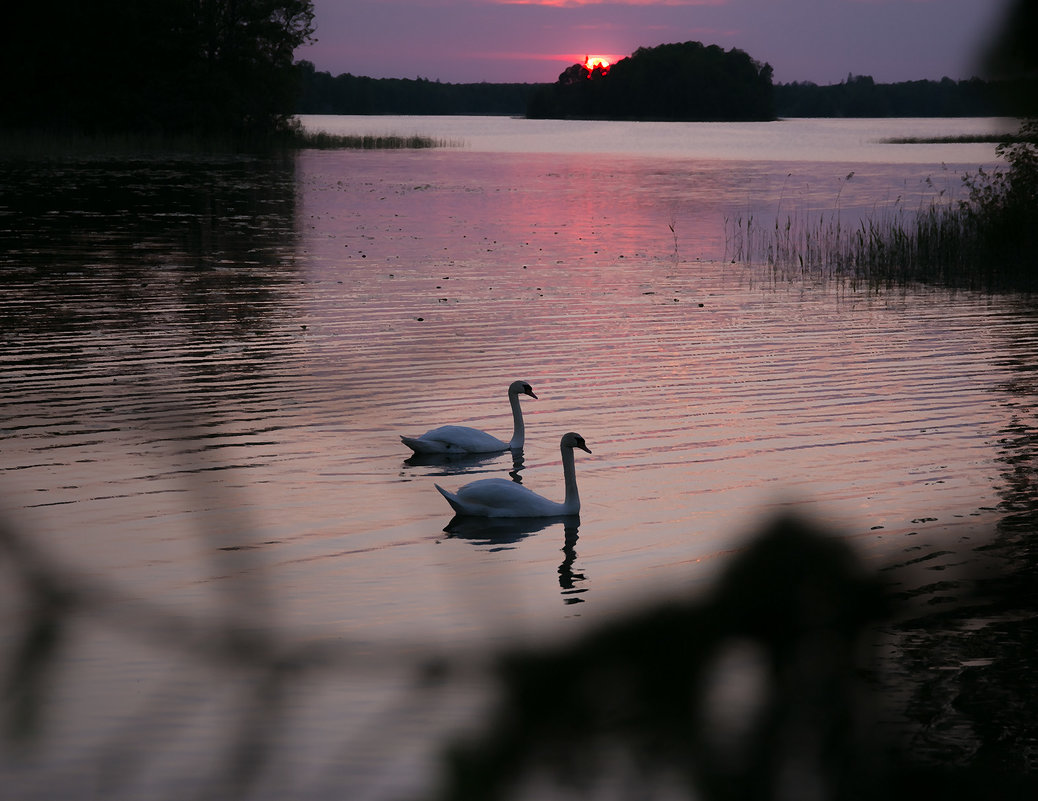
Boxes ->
[2,118,1035,798]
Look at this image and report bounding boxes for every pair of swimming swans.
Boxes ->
[400,380,591,518]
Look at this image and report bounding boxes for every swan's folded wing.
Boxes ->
[401,435,447,454]
[440,478,563,517]
[408,425,509,453]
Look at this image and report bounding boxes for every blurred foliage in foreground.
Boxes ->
[4,511,1037,800]
[435,516,1038,801]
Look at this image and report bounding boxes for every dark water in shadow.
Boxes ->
[869,357,1038,779]
[2,138,1037,798]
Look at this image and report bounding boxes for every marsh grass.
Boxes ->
[728,121,1038,290]
[290,129,463,150]
[880,133,1024,145]
[726,198,973,287]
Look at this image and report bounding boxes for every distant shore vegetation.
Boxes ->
[295,60,1034,122]
[295,61,543,118]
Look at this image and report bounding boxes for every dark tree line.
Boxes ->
[527,42,775,121]
[295,61,541,116]
[0,0,315,137]
[775,74,1036,118]
[296,62,1029,122]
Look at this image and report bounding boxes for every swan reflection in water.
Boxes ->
[557,525,586,604]
[404,448,526,481]
[443,516,588,604]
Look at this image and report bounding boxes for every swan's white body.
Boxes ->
[401,381,536,455]
[436,432,591,517]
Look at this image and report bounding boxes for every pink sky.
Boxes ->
[299,0,1013,85]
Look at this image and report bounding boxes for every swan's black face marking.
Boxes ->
[522,383,537,399]
[565,433,592,454]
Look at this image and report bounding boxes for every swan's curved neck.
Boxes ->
[507,390,525,449]
[560,445,580,514]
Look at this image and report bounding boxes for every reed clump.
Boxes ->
[290,129,462,150]
[728,120,1038,290]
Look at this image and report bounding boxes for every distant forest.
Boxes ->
[295,61,540,116]
[775,74,1031,118]
[297,61,1029,120]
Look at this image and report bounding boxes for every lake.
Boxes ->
[2,116,1036,799]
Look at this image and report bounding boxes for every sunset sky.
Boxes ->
[300,0,1014,85]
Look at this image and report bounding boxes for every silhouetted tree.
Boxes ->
[527,42,775,121]
[0,0,315,137]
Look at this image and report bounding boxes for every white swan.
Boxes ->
[435,432,591,517]
[401,380,537,455]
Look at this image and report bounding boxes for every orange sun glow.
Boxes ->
[583,55,613,73]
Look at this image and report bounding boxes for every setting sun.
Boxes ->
[584,55,613,73]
